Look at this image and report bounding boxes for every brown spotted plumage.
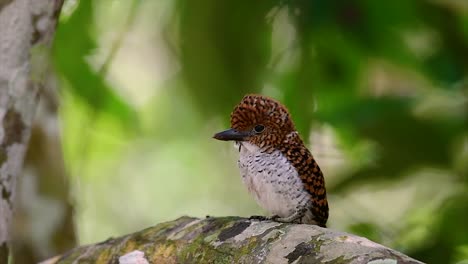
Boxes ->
[213,94,329,227]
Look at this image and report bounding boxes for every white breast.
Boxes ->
[236,142,310,217]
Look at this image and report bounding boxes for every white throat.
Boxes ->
[235,141,260,154]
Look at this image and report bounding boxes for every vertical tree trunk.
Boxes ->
[0,0,63,262]
[13,85,76,263]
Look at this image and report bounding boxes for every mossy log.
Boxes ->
[41,216,423,264]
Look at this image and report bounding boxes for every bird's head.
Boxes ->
[213,94,296,149]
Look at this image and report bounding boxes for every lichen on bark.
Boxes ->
[42,216,424,264]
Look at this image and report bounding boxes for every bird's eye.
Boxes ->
[254,124,265,133]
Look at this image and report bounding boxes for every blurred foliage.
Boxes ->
[52,0,467,263]
[53,0,137,124]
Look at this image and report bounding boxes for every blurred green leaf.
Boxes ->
[318,97,465,191]
[408,192,468,263]
[177,0,275,119]
[53,0,136,125]
[418,1,468,85]
[348,222,382,243]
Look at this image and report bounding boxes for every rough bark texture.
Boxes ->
[42,216,424,264]
[0,0,63,262]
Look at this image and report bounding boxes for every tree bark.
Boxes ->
[13,85,76,263]
[0,0,63,262]
[42,216,424,264]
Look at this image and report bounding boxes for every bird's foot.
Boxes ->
[248,215,270,221]
[249,214,284,222]
[249,209,306,223]
[270,209,306,224]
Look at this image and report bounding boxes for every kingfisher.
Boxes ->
[213,94,328,227]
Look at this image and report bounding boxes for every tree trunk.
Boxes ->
[13,85,76,263]
[0,0,63,262]
[42,216,424,264]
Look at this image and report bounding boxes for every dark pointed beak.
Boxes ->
[213,128,250,141]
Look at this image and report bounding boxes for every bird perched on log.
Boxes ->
[213,94,328,227]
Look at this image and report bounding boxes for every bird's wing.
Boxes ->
[281,141,329,227]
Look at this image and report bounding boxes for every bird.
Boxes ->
[213,94,328,227]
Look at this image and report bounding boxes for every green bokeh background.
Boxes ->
[52,1,467,263]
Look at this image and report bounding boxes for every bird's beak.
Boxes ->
[213,128,250,141]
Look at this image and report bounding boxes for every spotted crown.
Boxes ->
[230,94,296,148]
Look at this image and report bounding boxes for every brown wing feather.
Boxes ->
[280,138,329,227]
